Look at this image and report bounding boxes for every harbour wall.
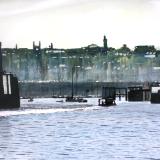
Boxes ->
[19,81,149,98]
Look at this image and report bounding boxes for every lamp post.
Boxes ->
[59,64,66,97]
[96,80,99,97]
[71,66,80,98]
[71,67,74,98]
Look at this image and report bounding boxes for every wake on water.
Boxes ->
[0,97,131,117]
[0,98,101,117]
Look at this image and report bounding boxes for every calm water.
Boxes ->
[0,98,160,160]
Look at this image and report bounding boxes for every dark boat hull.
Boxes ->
[150,93,160,103]
[0,74,20,109]
[98,98,116,107]
[66,97,87,103]
[0,95,20,109]
[99,87,116,106]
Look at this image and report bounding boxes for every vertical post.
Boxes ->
[75,68,78,96]
[0,42,4,95]
[71,66,80,98]
[119,88,121,101]
[0,42,3,73]
[125,88,128,101]
[96,81,99,97]
[71,67,74,98]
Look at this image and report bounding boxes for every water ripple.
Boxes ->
[0,98,160,160]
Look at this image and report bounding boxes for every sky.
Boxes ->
[0,0,160,49]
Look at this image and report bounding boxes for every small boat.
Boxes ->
[98,98,116,106]
[98,87,116,106]
[66,96,87,103]
[56,100,64,103]
[28,97,34,102]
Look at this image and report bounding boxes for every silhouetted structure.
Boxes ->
[150,84,160,103]
[0,42,20,109]
[103,35,108,50]
[98,87,116,106]
[127,86,150,101]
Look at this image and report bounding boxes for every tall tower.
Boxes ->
[33,41,42,80]
[103,35,108,50]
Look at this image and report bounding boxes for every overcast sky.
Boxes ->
[0,0,160,49]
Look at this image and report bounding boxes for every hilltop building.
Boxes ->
[1,36,160,82]
[134,45,157,57]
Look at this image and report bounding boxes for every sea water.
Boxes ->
[0,98,160,160]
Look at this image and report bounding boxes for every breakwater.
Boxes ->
[19,81,148,98]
